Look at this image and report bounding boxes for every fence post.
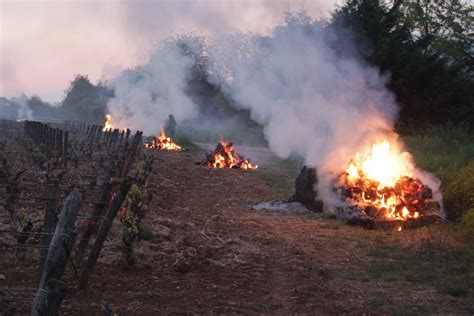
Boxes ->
[74,173,113,263]
[32,192,82,315]
[31,278,68,316]
[63,131,69,168]
[38,179,60,281]
[79,181,131,289]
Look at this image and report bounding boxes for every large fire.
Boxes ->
[204,138,258,170]
[336,139,439,222]
[144,128,183,151]
[103,114,113,131]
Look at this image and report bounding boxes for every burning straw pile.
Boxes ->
[334,140,440,225]
[144,129,183,151]
[293,139,441,229]
[200,138,258,170]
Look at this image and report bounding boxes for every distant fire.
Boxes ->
[203,138,258,170]
[144,128,183,151]
[335,139,439,224]
[103,114,113,131]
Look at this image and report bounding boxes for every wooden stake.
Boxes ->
[79,181,131,289]
[31,279,67,316]
[74,174,113,263]
[38,179,60,281]
[37,192,82,290]
[33,192,82,316]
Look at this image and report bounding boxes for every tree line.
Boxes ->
[0,75,111,124]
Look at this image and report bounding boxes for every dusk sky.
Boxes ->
[0,0,339,103]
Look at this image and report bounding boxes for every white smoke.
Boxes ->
[207,12,398,171]
[12,94,33,120]
[106,41,199,135]
[204,11,442,212]
[105,9,443,213]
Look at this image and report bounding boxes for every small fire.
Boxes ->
[144,128,183,151]
[336,139,438,222]
[103,114,113,131]
[205,138,258,170]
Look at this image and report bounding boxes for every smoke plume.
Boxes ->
[204,11,442,211]
[208,12,398,172]
[12,95,33,120]
[105,10,442,213]
[106,41,199,135]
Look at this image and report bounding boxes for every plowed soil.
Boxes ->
[1,147,473,315]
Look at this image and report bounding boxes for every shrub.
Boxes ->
[401,124,474,183]
[443,162,474,221]
[459,208,474,236]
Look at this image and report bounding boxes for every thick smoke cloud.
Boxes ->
[208,12,398,172]
[107,42,199,135]
[204,11,442,210]
[105,10,442,212]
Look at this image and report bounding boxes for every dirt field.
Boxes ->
[1,146,473,315]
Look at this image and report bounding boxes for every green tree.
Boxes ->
[401,0,473,75]
[61,75,112,123]
[332,0,474,126]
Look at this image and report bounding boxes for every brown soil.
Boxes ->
[1,148,473,315]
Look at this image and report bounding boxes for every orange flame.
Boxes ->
[144,128,183,151]
[347,140,413,187]
[103,114,113,131]
[208,138,258,170]
[340,139,428,221]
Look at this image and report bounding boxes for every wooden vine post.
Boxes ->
[75,131,142,263]
[78,131,142,288]
[32,192,82,316]
[79,181,132,289]
[38,178,60,281]
[74,172,113,262]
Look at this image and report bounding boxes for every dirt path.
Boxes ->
[2,148,472,314]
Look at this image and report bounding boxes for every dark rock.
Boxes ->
[289,166,324,212]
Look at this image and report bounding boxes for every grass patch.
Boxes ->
[458,208,474,236]
[438,277,471,297]
[400,124,474,183]
[258,173,293,193]
[254,155,302,199]
[443,164,474,221]
[365,238,473,298]
[173,134,201,152]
